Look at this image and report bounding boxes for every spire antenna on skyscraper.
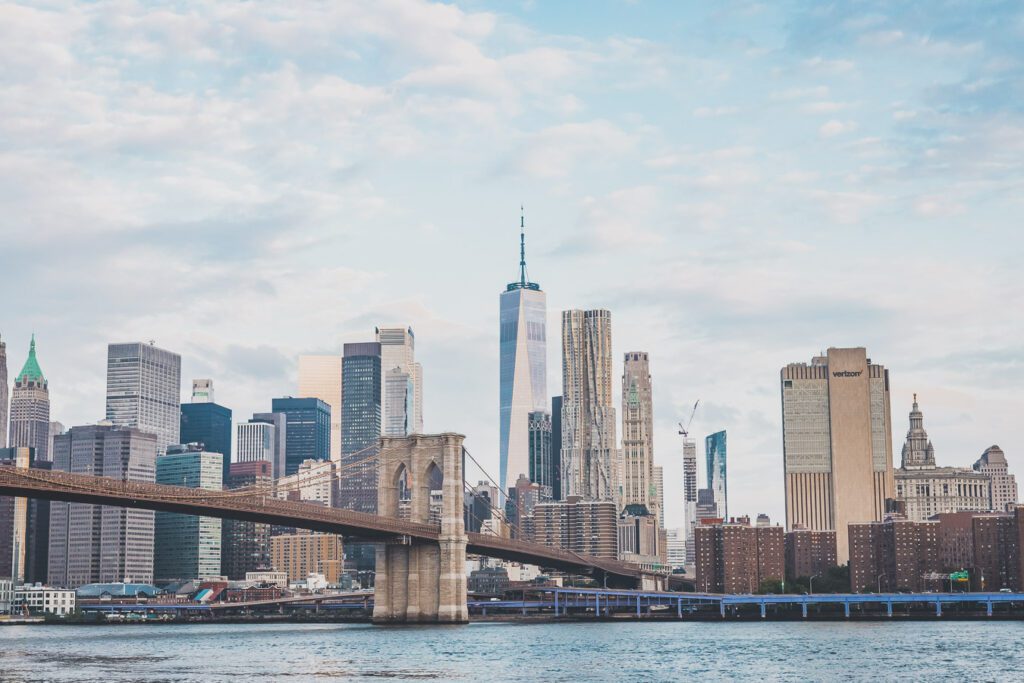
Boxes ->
[519,204,528,287]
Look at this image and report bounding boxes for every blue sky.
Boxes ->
[2,1,1023,527]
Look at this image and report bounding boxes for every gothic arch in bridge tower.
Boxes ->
[373,433,468,624]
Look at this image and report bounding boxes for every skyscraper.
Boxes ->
[9,335,50,461]
[376,326,423,435]
[154,445,223,583]
[561,309,615,501]
[682,436,698,563]
[499,216,547,495]
[705,430,727,521]
[653,465,665,530]
[48,425,156,588]
[271,397,331,476]
[236,421,277,466]
[974,445,1018,512]
[339,342,382,514]
[180,379,232,484]
[781,347,894,564]
[622,352,656,520]
[383,367,413,437]
[0,334,7,448]
[527,411,554,491]
[251,411,287,479]
[297,354,343,462]
[551,396,563,500]
[221,460,273,580]
[105,342,181,456]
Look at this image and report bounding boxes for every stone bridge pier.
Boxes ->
[373,433,469,624]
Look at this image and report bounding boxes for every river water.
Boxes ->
[1,621,1021,681]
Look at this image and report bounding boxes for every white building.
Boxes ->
[682,437,698,564]
[499,220,548,495]
[974,445,1018,512]
[376,327,423,435]
[245,571,288,586]
[276,459,336,508]
[236,421,276,466]
[666,528,687,569]
[383,367,413,437]
[14,584,76,616]
[0,579,12,613]
[105,342,181,456]
[297,355,343,462]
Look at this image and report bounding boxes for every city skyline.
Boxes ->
[3,2,1022,528]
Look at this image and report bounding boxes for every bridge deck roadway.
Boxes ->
[0,465,654,583]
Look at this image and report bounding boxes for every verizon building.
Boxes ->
[781,347,894,563]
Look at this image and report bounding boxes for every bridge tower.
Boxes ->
[373,433,469,623]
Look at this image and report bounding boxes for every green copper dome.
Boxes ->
[17,334,45,382]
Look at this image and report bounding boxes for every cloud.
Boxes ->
[819,119,858,137]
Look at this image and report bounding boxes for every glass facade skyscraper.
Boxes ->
[105,342,181,456]
[271,397,331,476]
[705,430,727,521]
[527,411,553,492]
[154,445,223,583]
[340,342,381,515]
[499,221,547,494]
[180,397,232,484]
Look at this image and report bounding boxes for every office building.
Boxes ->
[45,421,64,463]
[48,425,157,588]
[222,460,273,580]
[270,531,344,584]
[377,326,423,434]
[848,517,939,593]
[666,528,687,569]
[975,445,1018,512]
[251,412,287,479]
[236,420,276,467]
[506,473,550,539]
[705,430,727,521]
[530,498,617,559]
[276,458,336,508]
[682,437,698,563]
[695,517,784,594]
[499,220,548,495]
[464,481,500,534]
[271,397,331,476]
[527,411,554,491]
[297,354,343,462]
[383,367,413,437]
[9,335,50,461]
[0,447,31,582]
[653,465,665,530]
[180,379,232,484]
[622,352,657,522]
[338,342,382,514]
[105,342,181,455]
[561,309,615,501]
[784,528,838,581]
[781,347,895,564]
[617,504,661,566]
[154,445,223,583]
[551,396,562,499]
[12,585,76,616]
[894,396,991,521]
[0,334,7,448]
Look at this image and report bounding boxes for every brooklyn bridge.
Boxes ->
[0,432,664,624]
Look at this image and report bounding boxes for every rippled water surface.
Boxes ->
[1,621,1022,682]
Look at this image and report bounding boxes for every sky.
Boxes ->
[2,1,1023,529]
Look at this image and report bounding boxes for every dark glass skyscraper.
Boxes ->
[271,397,331,476]
[705,430,727,521]
[180,402,232,484]
[339,342,381,515]
[551,395,562,500]
[527,411,553,492]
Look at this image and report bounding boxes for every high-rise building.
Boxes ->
[682,437,698,563]
[180,379,232,484]
[894,397,990,521]
[154,445,223,583]
[376,327,423,435]
[695,518,784,594]
[0,447,32,582]
[848,517,939,593]
[297,354,343,462]
[499,219,547,495]
[9,336,50,461]
[339,342,382,514]
[665,528,687,568]
[48,425,156,588]
[622,352,657,522]
[251,412,287,479]
[781,347,895,564]
[271,397,331,476]
[705,430,727,521]
[561,309,615,501]
[527,411,554,491]
[45,421,65,464]
[236,420,276,466]
[191,379,214,403]
[0,334,7,448]
[653,465,665,530]
[551,396,563,500]
[975,445,1018,512]
[276,458,336,508]
[529,498,617,559]
[105,342,181,456]
[617,504,661,564]
[383,367,413,437]
[221,460,273,580]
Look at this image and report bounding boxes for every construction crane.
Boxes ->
[678,400,700,438]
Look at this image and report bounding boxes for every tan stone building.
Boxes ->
[270,531,344,584]
[974,445,1018,512]
[621,352,658,523]
[781,347,894,564]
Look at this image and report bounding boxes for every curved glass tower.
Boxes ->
[499,215,547,495]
